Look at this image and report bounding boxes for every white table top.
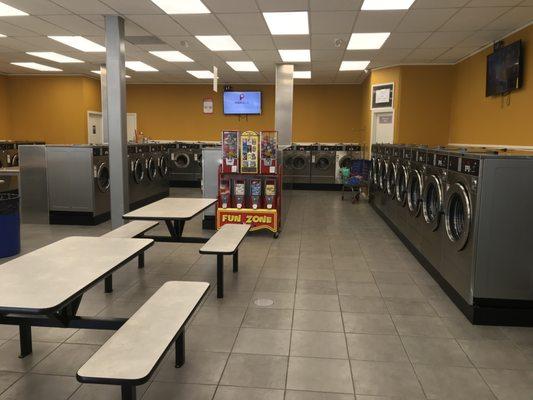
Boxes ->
[0,167,19,176]
[200,224,251,254]
[77,281,209,384]
[101,221,159,238]
[123,197,217,221]
[0,236,153,313]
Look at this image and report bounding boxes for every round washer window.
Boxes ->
[97,164,110,192]
[447,192,465,241]
[424,182,440,223]
[407,172,422,214]
[316,157,331,169]
[174,154,190,168]
[134,159,145,183]
[293,156,306,170]
[147,157,157,180]
[387,165,396,197]
[159,156,169,177]
[396,167,407,203]
[340,157,353,169]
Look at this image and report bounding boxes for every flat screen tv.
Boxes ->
[486,40,522,97]
[223,91,261,115]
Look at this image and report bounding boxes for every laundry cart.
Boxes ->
[340,159,370,203]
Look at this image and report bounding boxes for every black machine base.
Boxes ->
[169,180,201,188]
[202,215,216,230]
[283,182,342,191]
[371,203,533,327]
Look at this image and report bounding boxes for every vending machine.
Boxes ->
[219,179,230,209]
[233,179,246,209]
[240,131,260,174]
[264,179,277,209]
[260,131,278,174]
[250,179,262,209]
[222,131,240,173]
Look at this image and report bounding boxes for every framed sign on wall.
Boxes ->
[371,83,394,110]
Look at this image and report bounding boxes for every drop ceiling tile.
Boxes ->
[0,21,40,37]
[413,0,469,7]
[273,36,310,49]
[80,14,105,28]
[256,0,309,12]
[246,49,281,61]
[40,15,105,36]
[420,31,472,47]
[343,49,379,59]
[310,0,363,10]
[235,35,275,50]
[353,10,407,32]
[217,51,252,61]
[217,13,270,35]
[161,36,208,51]
[100,0,163,14]
[172,15,228,35]
[439,7,511,31]
[312,61,342,71]
[483,7,533,30]
[311,49,344,61]
[374,48,412,60]
[0,16,71,35]
[335,73,363,83]
[125,20,151,36]
[51,0,116,14]
[436,46,479,61]
[64,52,105,63]
[521,0,533,5]
[14,36,75,51]
[3,0,70,15]
[310,11,357,34]
[457,30,506,47]
[404,47,448,60]
[382,32,431,48]
[396,9,458,32]
[467,0,522,5]
[177,50,220,65]
[0,39,36,52]
[203,0,259,13]
[126,15,189,36]
[311,33,350,49]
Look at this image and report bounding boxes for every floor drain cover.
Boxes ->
[254,298,274,307]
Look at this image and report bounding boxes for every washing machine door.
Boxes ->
[407,169,422,216]
[96,162,110,193]
[147,156,158,181]
[339,156,353,169]
[292,154,308,170]
[378,160,388,191]
[314,153,332,171]
[422,174,443,231]
[386,163,397,198]
[11,154,18,167]
[133,158,145,184]
[173,152,190,169]
[444,182,471,251]
[159,155,169,177]
[395,165,408,206]
[371,158,379,186]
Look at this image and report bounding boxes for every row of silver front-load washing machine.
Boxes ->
[46,144,170,225]
[370,143,533,325]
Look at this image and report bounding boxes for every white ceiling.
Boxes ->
[0,0,530,84]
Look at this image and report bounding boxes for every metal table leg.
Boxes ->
[18,324,32,358]
[233,250,239,273]
[217,254,224,298]
[105,275,113,293]
[175,331,185,368]
[121,385,136,400]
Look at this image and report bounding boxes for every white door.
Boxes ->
[372,111,394,144]
[126,113,137,142]
[87,112,103,144]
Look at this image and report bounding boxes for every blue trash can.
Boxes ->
[0,193,20,258]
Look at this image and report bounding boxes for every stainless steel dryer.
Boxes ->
[394,146,412,235]
[282,146,295,186]
[385,145,402,225]
[157,144,171,197]
[128,144,146,209]
[369,144,383,206]
[145,144,160,200]
[292,144,314,184]
[169,142,201,185]
[311,144,338,184]
[404,146,427,251]
[335,144,362,183]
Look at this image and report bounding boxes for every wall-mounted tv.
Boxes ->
[486,40,522,97]
[223,91,262,115]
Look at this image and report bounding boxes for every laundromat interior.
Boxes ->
[0,1,533,399]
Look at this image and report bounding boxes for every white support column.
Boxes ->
[105,15,129,228]
[99,64,108,144]
[275,64,294,146]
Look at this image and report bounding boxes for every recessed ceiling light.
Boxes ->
[125,61,158,72]
[91,70,131,78]
[195,35,241,51]
[150,0,210,14]
[187,70,214,79]
[226,61,258,72]
[149,50,193,62]
[340,61,370,71]
[361,0,415,10]
[278,49,311,63]
[48,36,105,52]
[26,52,84,63]
[294,71,311,79]
[263,12,309,35]
[347,33,390,50]
[11,62,62,72]
[0,2,27,16]
[0,34,6,38]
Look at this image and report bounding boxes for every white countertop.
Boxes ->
[123,197,217,221]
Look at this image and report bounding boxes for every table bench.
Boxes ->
[77,281,209,400]
[199,224,251,298]
[101,221,159,293]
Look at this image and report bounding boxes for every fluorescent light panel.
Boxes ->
[48,36,105,52]
[362,0,415,10]
[340,61,370,71]
[278,49,311,62]
[227,61,258,72]
[0,34,6,38]
[294,71,311,79]
[263,12,309,35]
[187,70,213,79]
[0,2,27,16]
[149,50,193,62]
[11,62,62,72]
[347,32,390,50]
[126,61,158,72]
[91,70,131,78]
[150,0,209,14]
[27,52,83,63]
[195,35,241,51]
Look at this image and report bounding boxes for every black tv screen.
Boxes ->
[486,40,522,97]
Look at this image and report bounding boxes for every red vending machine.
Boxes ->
[260,131,278,174]
[233,179,246,209]
[264,178,277,209]
[222,131,240,173]
[219,179,230,209]
[250,178,262,209]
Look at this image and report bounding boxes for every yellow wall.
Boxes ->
[0,76,9,140]
[449,24,533,146]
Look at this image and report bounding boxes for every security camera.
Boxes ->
[334,38,345,48]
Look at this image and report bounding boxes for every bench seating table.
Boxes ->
[77,281,209,400]
[0,236,153,358]
[123,198,217,243]
[199,224,251,298]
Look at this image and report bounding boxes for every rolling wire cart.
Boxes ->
[340,159,371,203]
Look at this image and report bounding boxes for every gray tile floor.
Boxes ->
[1,188,533,399]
